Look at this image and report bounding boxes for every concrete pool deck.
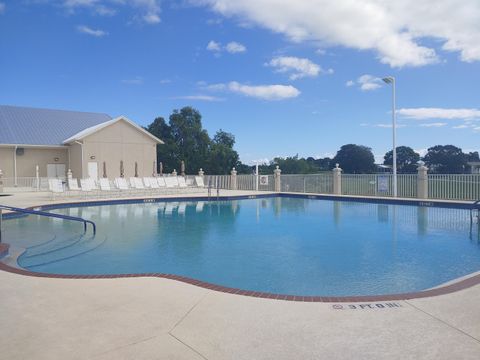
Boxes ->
[1,191,480,359]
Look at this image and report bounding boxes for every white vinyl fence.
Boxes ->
[281,174,333,194]
[1,172,479,202]
[0,177,55,192]
[204,174,275,192]
[428,174,480,200]
[341,174,417,198]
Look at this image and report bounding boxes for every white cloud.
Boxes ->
[207,40,221,52]
[193,0,480,67]
[228,81,300,100]
[64,0,98,7]
[374,123,406,128]
[351,74,383,91]
[173,95,224,101]
[266,56,329,80]
[419,122,447,127]
[0,2,5,14]
[121,76,143,85]
[76,25,108,37]
[131,0,161,24]
[225,41,247,53]
[207,40,247,54]
[398,108,480,120]
[205,81,300,100]
[62,1,161,24]
[361,123,407,128]
[452,124,471,129]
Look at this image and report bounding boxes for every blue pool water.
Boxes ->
[4,197,480,296]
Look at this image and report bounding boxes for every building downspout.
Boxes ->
[13,146,17,187]
[74,141,84,178]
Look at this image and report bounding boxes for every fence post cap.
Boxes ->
[417,161,428,171]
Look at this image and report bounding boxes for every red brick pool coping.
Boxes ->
[1,261,480,302]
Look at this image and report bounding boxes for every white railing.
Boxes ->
[341,174,417,198]
[281,174,333,194]
[204,174,275,192]
[428,174,480,201]
[1,172,479,202]
[0,177,56,192]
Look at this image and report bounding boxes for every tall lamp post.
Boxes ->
[382,76,397,197]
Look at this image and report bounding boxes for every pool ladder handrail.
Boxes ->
[206,177,220,201]
[470,200,480,240]
[0,204,96,243]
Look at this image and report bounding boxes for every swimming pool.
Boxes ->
[2,196,480,297]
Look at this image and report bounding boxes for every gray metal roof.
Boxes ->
[0,105,112,146]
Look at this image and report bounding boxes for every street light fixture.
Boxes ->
[382,76,397,197]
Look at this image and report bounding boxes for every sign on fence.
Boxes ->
[259,175,269,186]
[377,176,389,192]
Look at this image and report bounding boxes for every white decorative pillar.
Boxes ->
[231,167,237,190]
[274,165,281,192]
[198,168,204,180]
[172,169,177,176]
[0,169,3,193]
[36,165,40,191]
[333,163,342,195]
[417,161,429,199]
[67,168,73,180]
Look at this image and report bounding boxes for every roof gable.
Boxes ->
[0,105,112,146]
[63,116,164,144]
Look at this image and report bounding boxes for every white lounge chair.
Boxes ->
[149,177,160,189]
[48,178,64,199]
[195,176,205,188]
[78,178,95,198]
[143,177,153,189]
[164,176,179,190]
[177,177,188,188]
[99,178,111,191]
[157,177,167,189]
[115,177,131,196]
[88,178,99,190]
[134,177,145,190]
[68,178,80,191]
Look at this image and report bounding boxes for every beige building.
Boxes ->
[0,106,163,185]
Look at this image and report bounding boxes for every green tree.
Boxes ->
[423,145,467,174]
[383,146,420,173]
[465,151,480,162]
[145,117,178,173]
[207,130,240,174]
[169,107,211,174]
[271,155,319,174]
[332,144,375,173]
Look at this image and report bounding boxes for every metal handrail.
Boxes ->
[0,205,96,243]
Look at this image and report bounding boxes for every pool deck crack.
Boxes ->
[166,292,210,359]
[169,332,209,360]
[405,300,480,344]
[169,291,208,333]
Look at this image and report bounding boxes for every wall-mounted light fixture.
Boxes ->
[54,157,59,162]
[90,155,96,160]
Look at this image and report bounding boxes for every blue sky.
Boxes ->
[1,1,479,164]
